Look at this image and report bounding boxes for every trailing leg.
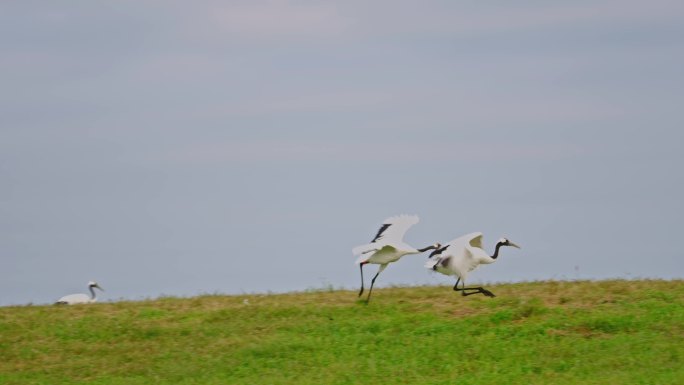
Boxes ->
[366,264,387,303]
[461,287,495,297]
[453,279,495,297]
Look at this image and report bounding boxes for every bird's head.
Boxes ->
[498,238,521,249]
[88,281,104,291]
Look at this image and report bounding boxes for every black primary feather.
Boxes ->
[429,244,450,258]
[371,223,391,243]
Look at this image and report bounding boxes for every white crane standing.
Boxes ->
[55,281,104,305]
[425,232,520,297]
[353,215,440,302]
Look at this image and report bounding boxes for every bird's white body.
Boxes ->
[426,232,520,297]
[426,232,493,281]
[56,293,95,304]
[56,281,103,305]
[356,243,419,265]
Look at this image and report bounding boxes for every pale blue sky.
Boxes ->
[2,1,683,305]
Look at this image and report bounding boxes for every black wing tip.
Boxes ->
[429,244,450,257]
[370,223,392,243]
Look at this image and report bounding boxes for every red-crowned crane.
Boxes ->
[353,215,440,303]
[55,281,104,305]
[426,232,520,297]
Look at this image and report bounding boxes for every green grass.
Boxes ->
[1,280,683,384]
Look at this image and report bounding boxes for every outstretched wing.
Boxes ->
[431,232,483,261]
[464,232,484,259]
[369,215,419,244]
[468,233,484,249]
[352,215,419,256]
[370,223,392,242]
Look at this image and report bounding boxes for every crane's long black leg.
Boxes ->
[452,278,461,291]
[366,272,380,303]
[461,288,495,297]
[453,279,495,297]
[366,264,387,303]
[358,263,365,297]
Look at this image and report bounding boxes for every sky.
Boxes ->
[1,1,683,306]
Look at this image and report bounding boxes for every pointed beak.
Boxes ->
[428,249,441,258]
[96,285,104,291]
[508,241,521,249]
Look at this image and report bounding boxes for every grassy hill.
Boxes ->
[1,280,682,385]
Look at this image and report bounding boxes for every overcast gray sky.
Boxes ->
[2,1,683,306]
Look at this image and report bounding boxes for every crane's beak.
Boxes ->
[95,285,104,291]
[508,241,521,249]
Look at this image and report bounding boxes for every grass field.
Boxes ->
[1,280,682,385]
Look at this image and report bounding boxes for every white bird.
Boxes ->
[55,281,104,305]
[353,215,440,302]
[425,232,520,297]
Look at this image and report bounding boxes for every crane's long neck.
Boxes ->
[491,242,505,260]
[89,286,97,301]
[417,245,437,253]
